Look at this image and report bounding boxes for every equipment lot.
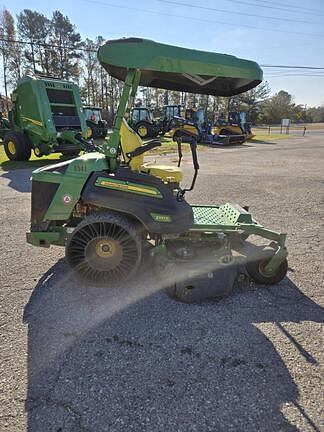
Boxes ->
[0,133,323,431]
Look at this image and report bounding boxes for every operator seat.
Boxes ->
[120,119,182,183]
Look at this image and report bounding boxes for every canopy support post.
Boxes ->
[103,69,141,169]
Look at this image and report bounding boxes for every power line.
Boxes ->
[221,0,324,16]
[1,37,324,72]
[255,0,324,14]
[266,74,324,78]
[0,37,97,53]
[155,0,323,25]
[261,65,324,69]
[78,0,324,38]
[265,72,324,76]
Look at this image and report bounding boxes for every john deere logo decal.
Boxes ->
[62,194,72,204]
[150,213,171,222]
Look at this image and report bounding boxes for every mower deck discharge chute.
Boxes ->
[27,37,287,302]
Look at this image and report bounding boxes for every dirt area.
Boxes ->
[0,132,323,431]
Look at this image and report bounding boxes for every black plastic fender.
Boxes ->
[81,166,194,234]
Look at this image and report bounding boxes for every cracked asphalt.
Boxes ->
[0,133,323,431]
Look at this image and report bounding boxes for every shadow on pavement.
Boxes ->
[0,156,71,172]
[1,169,33,193]
[247,139,278,145]
[0,156,73,193]
[23,260,323,432]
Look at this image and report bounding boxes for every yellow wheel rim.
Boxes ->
[86,126,92,138]
[138,125,148,137]
[7,141,16,155]
[95,239,117,258]
[34,147,41,157]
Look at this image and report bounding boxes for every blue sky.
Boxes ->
[4,0,324,106]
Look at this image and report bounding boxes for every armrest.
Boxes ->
[172,129,198,143]
[126,139,161,158]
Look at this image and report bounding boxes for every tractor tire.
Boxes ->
[219,128,232,135]
[172,130,182,141]
[246,249,288,285]
[89,124,99,139]
[135,122,152,139]
[3,131,31,161]
[66,212,143,286]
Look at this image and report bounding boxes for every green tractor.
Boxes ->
[26,38,288,302]
[1,75,94,161]
[128,106,161,139]
[0,112,10,140]
[83,106,108,139]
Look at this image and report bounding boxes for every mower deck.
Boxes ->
[190,203,286,245]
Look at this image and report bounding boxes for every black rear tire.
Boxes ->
[3,131,31,161]
[135,121,151,139]
[246,250,288,285]
[66,212,143,286]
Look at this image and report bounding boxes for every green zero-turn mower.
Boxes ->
[26,38,288,302]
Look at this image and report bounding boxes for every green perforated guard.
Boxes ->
[192,203,253,227]
[191,203,286,246]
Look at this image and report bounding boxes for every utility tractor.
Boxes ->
[83,106,108,139]
[128,107,160,139]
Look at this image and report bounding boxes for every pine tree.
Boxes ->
[50,11,82,80]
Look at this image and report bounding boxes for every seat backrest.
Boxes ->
[120,119,144,171]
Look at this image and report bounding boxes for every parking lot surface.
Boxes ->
[0,133,323,431]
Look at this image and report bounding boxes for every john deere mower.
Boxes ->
[83,106,108,139]
[1,75,93,161]
[27,38,288,302]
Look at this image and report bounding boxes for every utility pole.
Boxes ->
[2,50,8,99]
[30,41,36,73]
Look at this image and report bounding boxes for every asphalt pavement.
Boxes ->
[0,133,323,431]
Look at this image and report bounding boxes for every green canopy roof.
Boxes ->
[98,38,263,96]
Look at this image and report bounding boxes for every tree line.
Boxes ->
[0,7,323,124]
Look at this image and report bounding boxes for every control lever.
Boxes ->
[174,133,200,198]
[183,137,199,193]
[126,139,161,159]
[177,139,183,167]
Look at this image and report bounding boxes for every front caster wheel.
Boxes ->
[66,212,142,286]
[246,250,288,285]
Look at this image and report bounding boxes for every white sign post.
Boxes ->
[281,118,290,134]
